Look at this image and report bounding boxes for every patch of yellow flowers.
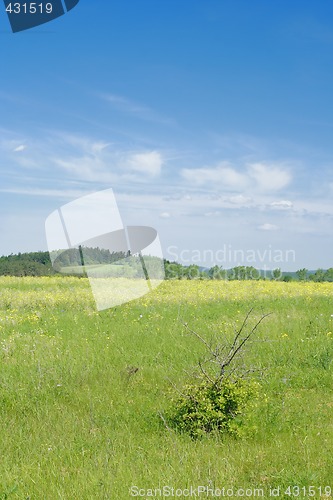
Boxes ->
[147,279,333,304]
[0,276,93,312]
[0,276,332,316]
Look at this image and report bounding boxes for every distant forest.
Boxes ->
[0,249,332,281]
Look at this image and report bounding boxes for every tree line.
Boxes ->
[0,250,332,282]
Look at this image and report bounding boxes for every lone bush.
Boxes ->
[167,377,259,439]
[165,309,270,439]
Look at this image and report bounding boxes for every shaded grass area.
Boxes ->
[0,277,332,498]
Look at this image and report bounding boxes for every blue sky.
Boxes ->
[1,0,333,271]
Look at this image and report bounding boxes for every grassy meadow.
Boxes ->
[0,276,332,499]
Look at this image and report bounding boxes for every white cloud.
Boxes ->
[91,142,110,154]
[248,162,292,191]
[53,133,110,156]
[181,161,292,193]
[13,144,27,152]
[228,194,253,204]
[43,134,167,184]
[204,211,221,217]
[181,162,247,189]
[270,200,293,210]
[54,155,115,183]
[127,151,163,177]
[159,212,171,218]
[49,133,165,181]
[258,223,279,231]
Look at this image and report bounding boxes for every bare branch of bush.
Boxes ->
[181,309,272,388]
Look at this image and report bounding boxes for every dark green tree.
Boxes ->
[296,268,308,281]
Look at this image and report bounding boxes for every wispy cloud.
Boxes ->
[227,194,253,205]
[0,187,87,199]
[258,223,279,231]
[181,162,247,189]
[99,92,175,126]
[0,129,171,213]
[159,212,171,218]
[127,151,163,177]
[52,140,165,183]
[270,200,293,210]
[13,144,27,152]
[53,155,117,183]
[180,161,292,193]
[1,129,166,184]
[248,162,291,191]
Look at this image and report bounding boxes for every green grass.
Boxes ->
[0,277,332,498]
